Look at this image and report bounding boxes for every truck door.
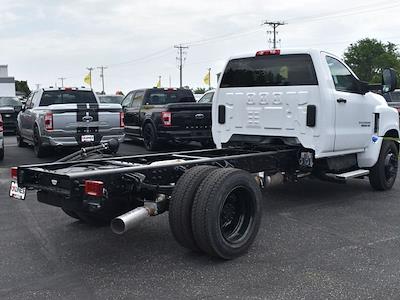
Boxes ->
[21,91,38,139]
[325,55,372,151]
[121,92,134,135]
[130,90,144,135]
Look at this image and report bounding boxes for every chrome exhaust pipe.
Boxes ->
[111,206,151,235]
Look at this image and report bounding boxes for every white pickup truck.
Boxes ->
[10,48,400,259]
[213,48,399,190]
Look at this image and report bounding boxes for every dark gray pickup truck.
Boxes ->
[122,88,212,150]
[17,87,125,157]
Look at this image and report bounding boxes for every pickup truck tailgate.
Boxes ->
[167,103,211,129]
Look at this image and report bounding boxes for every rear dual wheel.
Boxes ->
[169,167,262,259]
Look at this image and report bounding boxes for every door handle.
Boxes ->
[337,98,347,103]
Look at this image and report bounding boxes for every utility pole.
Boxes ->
[262,20,286,49]
[174,44,189,88]
[58,77,66,88]
[97,66,107,94]
[86,67,94,89]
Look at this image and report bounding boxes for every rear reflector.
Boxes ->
[161,111,172,126]
[120,111,125,127]
[84,180,104,197]
[44,112,53,130]
[11,167,17,180]
[256,49,281,56]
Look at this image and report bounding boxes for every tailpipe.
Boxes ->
[111,206,152,234]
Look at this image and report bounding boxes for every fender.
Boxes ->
[357,105,399,168]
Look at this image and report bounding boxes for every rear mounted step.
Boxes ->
[335,169,369,180]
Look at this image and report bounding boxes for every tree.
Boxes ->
[15,80,31,96]
[193,87,206,94]
[344,38,400,83]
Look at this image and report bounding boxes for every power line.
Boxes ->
[97,66,107,94]
[174,44,189,88]
[262,21,286,49]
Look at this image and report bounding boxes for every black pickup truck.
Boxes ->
[121,88,212,150]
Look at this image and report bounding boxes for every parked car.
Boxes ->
[17,87,125,157]
[383,89,400,113]
[121,88,212,150]
[197,89,215,103]
[98,94,124,104]
[0,96,22,133]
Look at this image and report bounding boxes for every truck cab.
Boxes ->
[213,49,399,169]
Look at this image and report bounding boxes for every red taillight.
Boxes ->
[11,167,17,180]
[44,112,53,130]
[84,180,104,197]
[256,49,281,56]
[120,111,125,127]
[161,111,172,126]
[0,114,3,133]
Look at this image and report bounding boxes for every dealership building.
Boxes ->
[0,65,16,97]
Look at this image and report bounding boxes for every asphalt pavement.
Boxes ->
[1,135,400,299]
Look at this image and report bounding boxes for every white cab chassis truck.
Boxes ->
[10,49,399,259]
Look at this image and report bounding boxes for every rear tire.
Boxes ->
[191,168,262,259]
[369,140,398,190]
[142,123,159,151]
[33,127,50,158]
[169,165,217,251]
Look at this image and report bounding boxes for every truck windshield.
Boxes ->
[220,54,318,88]
[39,90,97,106]
[145,89,195,105]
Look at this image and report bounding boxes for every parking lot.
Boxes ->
[0,136,400,299]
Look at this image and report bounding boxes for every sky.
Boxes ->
[1,0,400,94]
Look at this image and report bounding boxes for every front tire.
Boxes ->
[16,127,27,147]
[191,168,262,259]
[369,140,398,190]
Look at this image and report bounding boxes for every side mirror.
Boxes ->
[21,104,26,111]
[382,68,397,93]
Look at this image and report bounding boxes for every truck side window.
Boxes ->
[121,92,133,107]
[25,92,35,109]
[132,91,144,108]
[326,56,359,93]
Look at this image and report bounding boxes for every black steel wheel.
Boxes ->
[369,140,398,190]
[142,123,159,151]
[169,165,217,251]
[191,168,262,259]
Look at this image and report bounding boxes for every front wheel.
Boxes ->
[16,128,27,147]
[369,140,398,190]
